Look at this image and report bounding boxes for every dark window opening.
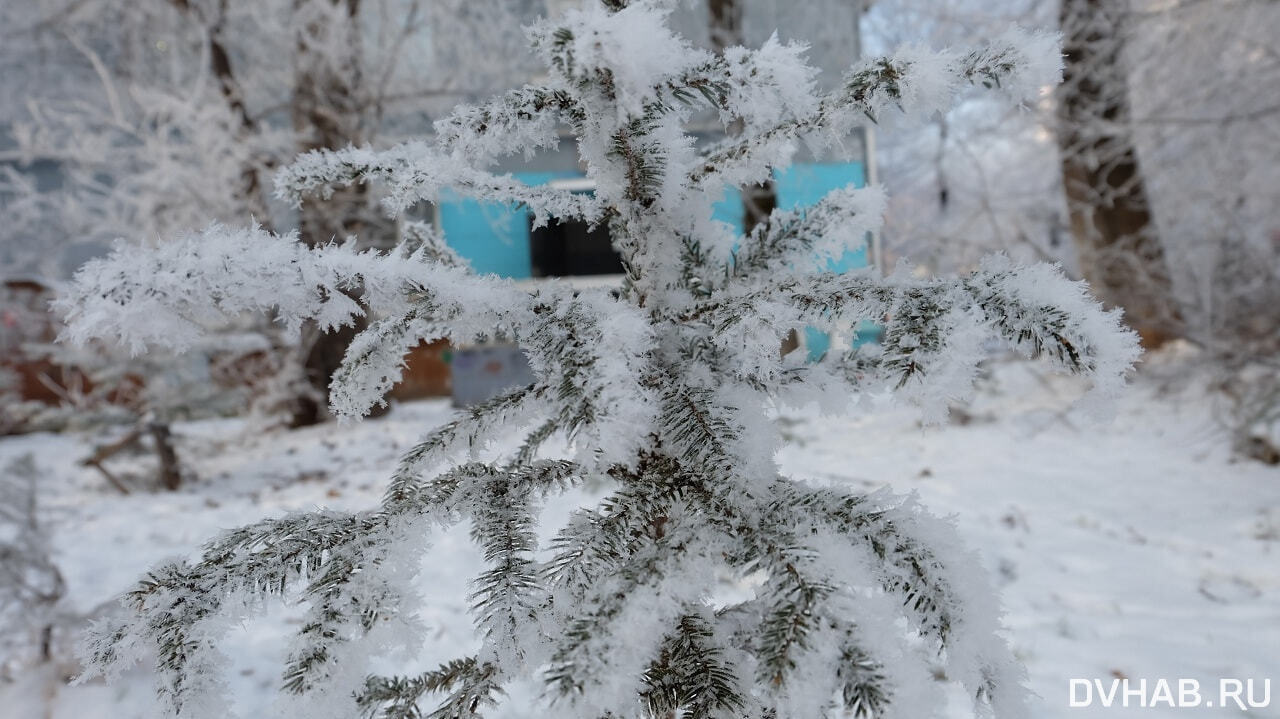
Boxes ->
[529,215,623,277]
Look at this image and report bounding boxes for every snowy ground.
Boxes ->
[1,359,1277,719]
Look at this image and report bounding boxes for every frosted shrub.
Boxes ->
[62,2,1138,717]
[0,454,66,672]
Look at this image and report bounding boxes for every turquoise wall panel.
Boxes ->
[711,185,745,234]
[437,193,532,278]
[774,163,866,209]
[772,163,875,360]
[438,170,580,278]
[774,162,868,272]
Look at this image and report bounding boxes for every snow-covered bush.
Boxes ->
[2,0,540,426]
[0,454,66,675]
[61,2,1138,717]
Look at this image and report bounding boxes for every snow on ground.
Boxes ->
[1,359,1276,718]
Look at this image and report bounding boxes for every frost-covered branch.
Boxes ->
[58,223,526,357]
[690,27,1062,190]
[728,185,887,284]
[0,454,66,669]
[434,86,583,166]
[699,256,1138,415]
[358,658,501,719]
[277,142,606,226]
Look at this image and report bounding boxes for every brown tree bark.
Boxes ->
[168,0,274,224]
[148,421,182,491]
[1057,0,1180,348]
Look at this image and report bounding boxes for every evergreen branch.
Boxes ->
[532,26,578,86]
[435,86,584,163]
[657,381,748,490]
[400,221,469,270]
[689,29,1061,189]
[658,60,731,112]
[107,563,224,714]
[397,459,582,520]
[385,384,546,509]
[783,484,954,642]
[518,289,656,463]
[756,560,833,690]
[358,658,502,719]
[277,142,605,224]
[197,511,382,596]
[274,525,406,697]
[513,459,583,495]
[330,302,446,419]
[678,480,902,708]
[58,223,525,359]
[542,465,693,599]
[876,288,954,390]
[641,612,747,719]
[328,263,527,419]
[509,419,558,467]
[658,476,847,700]
[467,469,551,671]
[393,460,587,674]
[544,507,708,710]
[678,235,717,300]
[835,641,890,718]
[597,62,729,211]
[89,511,388,713]
[282,584,361,694]
[699,262,1136,400]
[729,186,885,285]
[608,111,668,208]
[542,505,631,598]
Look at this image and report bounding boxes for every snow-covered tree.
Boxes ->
[859,0,1070,276]
[0,454,66,673]
[1055,0,1180,349]
[862,0,1280,460]
[62,2,1139,717]
[1123,0,1280,460]
[1,0,540,425]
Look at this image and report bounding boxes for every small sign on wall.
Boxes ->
[449,343,536,408]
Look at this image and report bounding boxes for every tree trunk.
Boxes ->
[168,0,274,224]
[148,421,182,491]
[1057,0,1180,348]
[288,0,394,426]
